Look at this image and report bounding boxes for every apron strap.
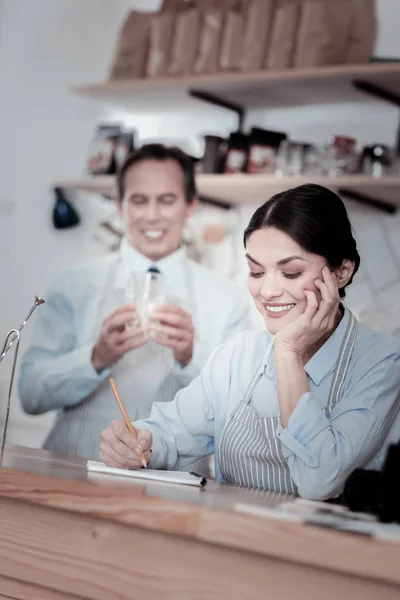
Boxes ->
[244,312,358,414]
[244,369,264,405]
[244,338,275,405]
[326,309,358,414]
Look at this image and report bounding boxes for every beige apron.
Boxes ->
[44,254,206,472]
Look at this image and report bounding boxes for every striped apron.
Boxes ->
[219,310,358,494]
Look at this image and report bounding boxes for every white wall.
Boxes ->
[0,0,145,445]
[0,0,400,447]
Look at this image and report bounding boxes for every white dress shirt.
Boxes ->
[19,238,249,459]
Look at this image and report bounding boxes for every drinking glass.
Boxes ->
[121,270,167,324]
[112,270,166,344]
[275,141,322,177]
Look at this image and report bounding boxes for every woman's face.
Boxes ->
[246,227,330,335]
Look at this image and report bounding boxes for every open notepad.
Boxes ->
[87,460,207,487]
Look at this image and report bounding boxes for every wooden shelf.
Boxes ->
[56,174,400,207]
[57,175,116,196]
[70,63,400,112]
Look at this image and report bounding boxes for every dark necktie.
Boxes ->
[148,265,160,274]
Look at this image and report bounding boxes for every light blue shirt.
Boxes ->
[136,308,400,500]
[19,240,249,416]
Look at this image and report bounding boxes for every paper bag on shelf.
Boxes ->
[146,10,176,77]
[160,0,185,8]
[108,11,151,80]
[219,0,247,71]
[238,0,275,72]
[346,0,377,64]
[193,1,224,74]
[168,2,201,75]
[265,1,300,70]
[293,0,353,68]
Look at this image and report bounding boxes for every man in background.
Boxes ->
[19,144,249,469]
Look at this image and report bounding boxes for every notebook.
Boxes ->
[87,460,207,487]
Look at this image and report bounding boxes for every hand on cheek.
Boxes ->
[274,267,340,356]
[309,275,324,306]
[300,275,321,309]
[309,267,338,305]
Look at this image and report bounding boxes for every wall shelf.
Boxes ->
[70,63,400,112]
[66,62,400,213]
[56,174,400,208]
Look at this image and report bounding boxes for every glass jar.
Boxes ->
[326,135,358,176]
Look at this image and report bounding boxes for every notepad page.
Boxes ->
[87,460,207,487]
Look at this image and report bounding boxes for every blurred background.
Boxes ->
[1,0,400,449]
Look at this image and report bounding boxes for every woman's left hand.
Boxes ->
[274,267,340,356]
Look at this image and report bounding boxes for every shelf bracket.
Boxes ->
[352,79,400,107]
[198,194,233,211]
[352,78,400,154]
[188,89,246,132]
[338,187,397,215]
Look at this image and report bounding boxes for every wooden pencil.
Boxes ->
[109,377,147,469]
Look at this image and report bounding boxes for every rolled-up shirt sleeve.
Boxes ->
[276,353,400,500]
[19,284,109,415]
[172,360,201,388]
[135,341,233,471]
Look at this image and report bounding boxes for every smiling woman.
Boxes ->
[243,184,359,344]
[100,184,400,501]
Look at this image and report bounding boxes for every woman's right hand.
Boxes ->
[273,268,340,357]
[100,420,153,469]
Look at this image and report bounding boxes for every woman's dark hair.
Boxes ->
[243,184,360,298]
[117,143,196,204]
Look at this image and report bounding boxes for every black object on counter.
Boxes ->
[342,439,400,523]
[52,187,80,230]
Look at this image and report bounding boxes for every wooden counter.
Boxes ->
[0,445,399,600]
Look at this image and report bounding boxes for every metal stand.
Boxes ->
[0,297,45,462]
[0,297,45,362]
[0,330,20,459]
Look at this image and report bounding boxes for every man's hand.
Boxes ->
[100,420,153,469]
[149,305,194,367]
[92,304,148,372]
